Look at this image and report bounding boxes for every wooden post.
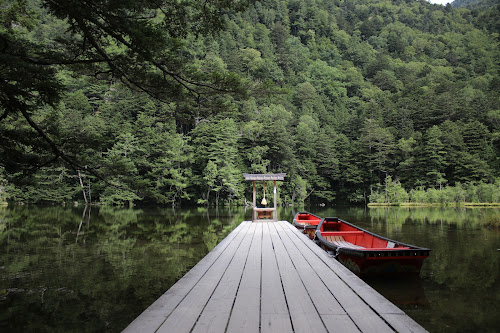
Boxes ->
[273,180,277,221]
[253,181,256,221]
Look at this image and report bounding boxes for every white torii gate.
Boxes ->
[243,173,286,222]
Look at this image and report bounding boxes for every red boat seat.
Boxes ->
[365,247,411,250]
[299,219,321,225]
[326,236,365,249]
[321,231,364,236]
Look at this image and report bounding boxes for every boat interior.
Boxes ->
[320,219,411,250]
[296,213,321,226]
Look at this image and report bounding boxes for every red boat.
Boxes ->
[316,217,430,276]
[292,212,322,239]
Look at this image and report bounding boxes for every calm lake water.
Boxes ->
[0,205,499,332]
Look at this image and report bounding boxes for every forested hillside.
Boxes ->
[452,0,499,9]
[1,0,499,206]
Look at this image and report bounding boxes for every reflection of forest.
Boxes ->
[368,206,500,229]
[1,206,498,332]
[0,206,245,332]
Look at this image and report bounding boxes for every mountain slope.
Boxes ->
[1,0,499,205]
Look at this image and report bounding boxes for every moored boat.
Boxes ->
[316,217,430,276]
[292,212,322,239]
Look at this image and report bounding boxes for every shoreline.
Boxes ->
[368,202,500,207]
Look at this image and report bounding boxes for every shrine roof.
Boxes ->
[242,173,287,181]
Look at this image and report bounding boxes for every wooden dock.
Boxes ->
[123,221,427,333]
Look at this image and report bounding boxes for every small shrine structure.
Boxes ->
[243,173,286,222]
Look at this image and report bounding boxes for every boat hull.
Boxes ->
[292,212,322,240]
[320,243,427,276]
[316,217,430,277]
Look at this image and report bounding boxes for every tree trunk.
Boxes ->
[304,188,315,200]
[87,178,92,204]
[78,171,88,204]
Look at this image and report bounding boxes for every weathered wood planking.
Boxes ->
[260,222,293,333]
[279,221,428,333]
[155,222,253,333]
[123,221,428,333]
[277,221,392,333]
[190,223,257,333]
[225,222,262,333]
[268,222,327,333]
[271,223,360,333]
[123,221,250,333]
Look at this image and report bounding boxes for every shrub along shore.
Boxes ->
[368,202,500,207]
[369,176,500,207]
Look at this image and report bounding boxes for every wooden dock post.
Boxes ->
[252,180,256,221]
[273,180,277,221]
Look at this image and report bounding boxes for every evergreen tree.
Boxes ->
[2,0,500,206]
[359,118,396,183]
[421,126,448,189]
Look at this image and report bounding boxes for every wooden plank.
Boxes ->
[253,181,256,221]
[191,223,257,333]
[260,223,293,333]
[122,221,249,333]
[126,220,427,333]
[274,224,346,315]
[226,223,263,333]
[243,173,286,181]
[383,314,429,333]
[257,209,273,219]
[273,223,361,333]
[296,224,427,332]
[292,223,395,310]
[273,180,277,221]
[330,267,412,316]
[330,237,364,249]
[322,314,362,333]
[282,221,428,333]
[278,221,394,333]
[155,222,253,333]
[268,223,328,333]
[192,223,257,331]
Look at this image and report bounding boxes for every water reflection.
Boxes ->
[364,277,429,307]
[0,206,247,332]
[0,206,499,332]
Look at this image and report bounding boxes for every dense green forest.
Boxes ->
[1,0,499,206]
[452,0,499,10]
